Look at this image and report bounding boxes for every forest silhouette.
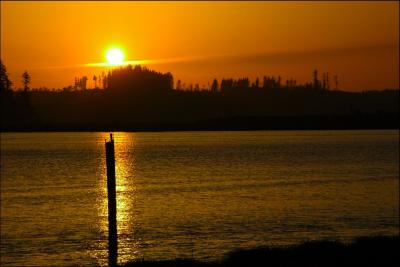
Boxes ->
[1,61,398,131]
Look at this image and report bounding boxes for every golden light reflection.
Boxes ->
[95,132,140,266]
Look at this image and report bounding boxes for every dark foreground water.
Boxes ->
[1,131,399,266]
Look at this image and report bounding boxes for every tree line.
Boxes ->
[1,61,398,131]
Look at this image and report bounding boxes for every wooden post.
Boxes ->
[105,133,117,267]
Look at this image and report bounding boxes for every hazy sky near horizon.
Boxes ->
[1,1,399,91]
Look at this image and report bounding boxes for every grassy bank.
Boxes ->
[122,236,399,267]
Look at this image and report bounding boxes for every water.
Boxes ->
[1,130,399,266]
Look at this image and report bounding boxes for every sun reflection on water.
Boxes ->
[95,132,139,266]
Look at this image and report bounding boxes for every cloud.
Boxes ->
[147,43,398,68]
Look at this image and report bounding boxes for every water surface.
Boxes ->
[1,130,399,266]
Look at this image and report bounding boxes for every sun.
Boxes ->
[106,48,124,65]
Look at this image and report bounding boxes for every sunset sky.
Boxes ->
[1,1,399,91]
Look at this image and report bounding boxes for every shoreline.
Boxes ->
[122,235,399,267]
[2,113,398,133]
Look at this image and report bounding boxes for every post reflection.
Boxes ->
[96,132,139,266]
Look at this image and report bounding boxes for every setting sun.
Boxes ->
[106,48,124,65]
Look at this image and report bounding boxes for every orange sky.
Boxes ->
[1,1,399,91]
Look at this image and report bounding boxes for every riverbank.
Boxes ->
[122,236,399,267]
[2,113,399,132]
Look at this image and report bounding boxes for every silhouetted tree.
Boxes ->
[74,77,78,90]
[22,71,31,92]
[263,76,268,89]
[313,69,320,89]
[1,61,15,126]
[81,76,88,90]
[221,78,233,92]
[313,70,317,85]
[236,78,249,90]
[176,79,182,90]
[103,72,108,89]
[263,76,280,90]
[107,65,173,96]
[334,75,339,90]
[93,75,97,88]
[15,70,34,123]
[255,78,259,89]
[0,60,12,92]
[211,79,218,92]
[326,72,330,90]
[98,75,102,89]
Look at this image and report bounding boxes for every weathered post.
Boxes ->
[105,133,117,267]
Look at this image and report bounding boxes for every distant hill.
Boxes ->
[1,65,398,131]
